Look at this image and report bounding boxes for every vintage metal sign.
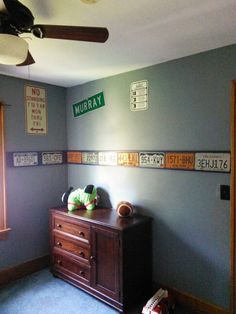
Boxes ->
[130,80,148,111]
[13,152,38,167]
[67,151,82,164]
[195,152,230,172]
[165,153,195,170]
[82,152,99,165]
[98,152,117,166]
[140,152,165,168]
[42,152,63,165]
[25,85,47,135]
[118,152,139,167]
[72,92,105,117]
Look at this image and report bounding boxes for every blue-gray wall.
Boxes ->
[66,45,236,309]
[0,75,68,269]
[0,44,235,310]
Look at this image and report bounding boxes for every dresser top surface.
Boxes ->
[50,207,151,230]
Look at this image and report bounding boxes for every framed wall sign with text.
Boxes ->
[25,85,47,135]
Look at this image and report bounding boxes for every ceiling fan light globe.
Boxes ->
[0,34,28,65]
[0,0,6,11]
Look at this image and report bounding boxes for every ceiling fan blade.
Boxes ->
[17,51,35,66]
[32,25,109,43]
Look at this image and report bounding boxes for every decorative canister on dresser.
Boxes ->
[50,207,152,313]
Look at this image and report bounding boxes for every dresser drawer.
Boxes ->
[53,252,90,284]
[53,233,90,263]
[53,215,90,243]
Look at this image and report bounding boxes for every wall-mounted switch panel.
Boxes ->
[220,185,230,200]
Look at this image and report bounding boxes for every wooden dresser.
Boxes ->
[50,207,152,313]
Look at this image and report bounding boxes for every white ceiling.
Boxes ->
[0,0,236,88]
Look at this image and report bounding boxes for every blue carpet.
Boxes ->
[0,269,120,314]
[0,269,189,314]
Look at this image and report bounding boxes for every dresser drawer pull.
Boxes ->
[56,242,62,247]
[79,270,85,277]
[57,260,62,265]
[79,251,85,258]
[90,256,95,262]
[79,231,85,237]
[56,223,62,228]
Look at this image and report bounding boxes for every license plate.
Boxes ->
[67,151,82,164]
[13,152,38,167]
[98,152,117,166]
[195,153,230,172]
[82,152,99,164]
[165,153,195,170]
[42,152,63,165]
[140,152,165,168]
[118,152,139,166]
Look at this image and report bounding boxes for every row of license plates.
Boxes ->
[12,151,230,172]
[13,152,63,167]
[69,151,230,173]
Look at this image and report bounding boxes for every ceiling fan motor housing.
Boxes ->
[2,0,34,30]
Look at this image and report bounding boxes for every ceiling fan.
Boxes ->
[0,0,109,66]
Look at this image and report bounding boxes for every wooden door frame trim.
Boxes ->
[230,80,236,313]
[0,103,9,239]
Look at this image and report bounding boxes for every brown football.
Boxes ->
[116,201,133,217]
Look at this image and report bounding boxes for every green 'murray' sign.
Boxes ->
[72,92,105,117]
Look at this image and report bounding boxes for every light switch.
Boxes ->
[220,185,230,200]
